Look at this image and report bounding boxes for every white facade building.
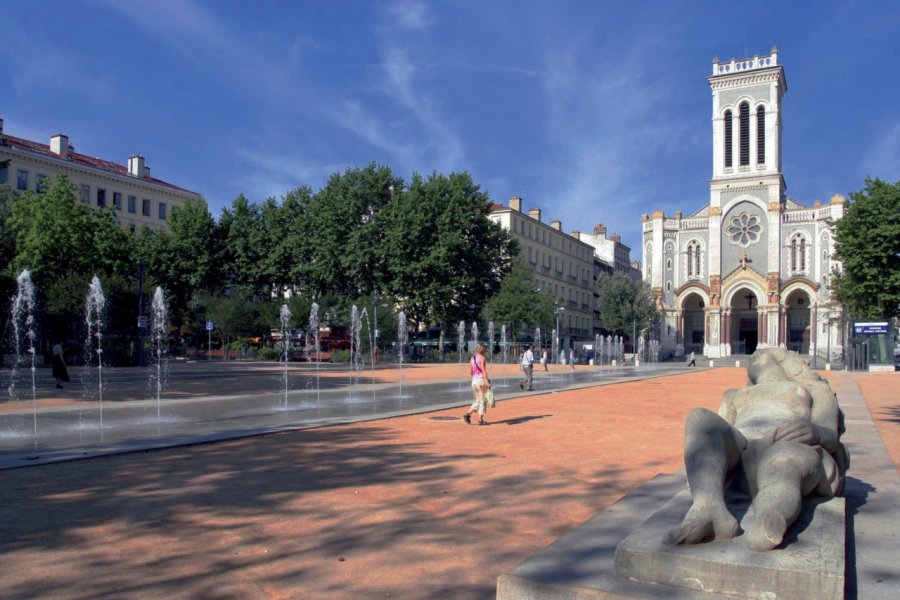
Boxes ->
[641,50,843,359]
[490,197,595,342]
[0,118,201,231]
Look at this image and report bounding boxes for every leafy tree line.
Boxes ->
[832,177,900,321]
[0,165,521,357]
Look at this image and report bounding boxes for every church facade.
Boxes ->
[641,49,844,359]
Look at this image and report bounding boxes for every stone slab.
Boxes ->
[614,489,845,599]
[497,473,845,600]
[498,473,741,599]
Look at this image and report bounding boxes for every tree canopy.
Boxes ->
[381,171,516,331]
[832,177,900,320]
[483,258,553,340]
[7,176,135,314]
[595,273,658,337]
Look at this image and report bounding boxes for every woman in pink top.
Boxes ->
[463,343,491,425]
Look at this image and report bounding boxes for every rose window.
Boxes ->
[725,212,762,247]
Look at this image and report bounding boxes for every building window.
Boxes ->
[723,110,733,168]
[16,169,28,191]
[158,202,167,220]
[97,188,106,207]
[0,163,8,184]
[687,241,702,278]
[128,195,137,213]
[113,192,122,210]
[739,102,750,166]
[142,198,151,216]
[756,106,766,164]
[790,234,807,273]
[80,184,90,203]
[35,174,48,194]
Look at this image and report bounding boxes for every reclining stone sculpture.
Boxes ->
[665,348,849,551]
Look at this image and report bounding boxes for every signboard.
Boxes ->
[853,322,889,335]
[137,315,148,328]
[206,320,215,331]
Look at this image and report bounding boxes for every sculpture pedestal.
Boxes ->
[497,474,845,599]
[615,489,844,599]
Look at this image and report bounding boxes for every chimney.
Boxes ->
[50,133,69,156]
[550,219,562,231]
[128,155,146,177]
[571,230,581,240]
[527,208,542,222]
[593,222,607,236]
[509,196,523,212]
[675,211,683,219]
[611,233,621,243]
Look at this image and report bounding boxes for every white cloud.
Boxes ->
[535,36,691,249]
[388,0,434,31]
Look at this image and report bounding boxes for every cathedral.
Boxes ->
[641,49,843,359]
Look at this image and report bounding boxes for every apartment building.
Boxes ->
[490,196,595,343]
[0,118,201,231]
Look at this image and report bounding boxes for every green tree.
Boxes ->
[136,197,222,328]
[8,175,135,314]
[596,273,658,337]
[263,186,314,294]
[381,171,516,331]
[0,185,17,301]
[832,178,900,320]
[201,287,260,356]
[484,258,553,340]
[303,163,397,298]
[219,194,271,296]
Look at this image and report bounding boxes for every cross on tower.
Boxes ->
[738,251,751,269]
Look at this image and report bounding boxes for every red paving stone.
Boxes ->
[0,368,897,599]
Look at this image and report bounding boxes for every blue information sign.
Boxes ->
[853,322,888,335]
[206,320,215,331]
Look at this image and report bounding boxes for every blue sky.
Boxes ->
[2,0,898,253]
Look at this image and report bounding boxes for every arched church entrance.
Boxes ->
[681,293,706,355]
[784,290,812,354]
[729,286,760,354]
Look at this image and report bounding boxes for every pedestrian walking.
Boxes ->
[541,349,548,371]
[463,343,492,426]
[520,343,535,391]
[51,341,70,389]
[569,347,576,371]
[687,351,696,367]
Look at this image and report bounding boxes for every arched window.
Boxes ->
[756,106,766,164]
[723,110,733,168]
[687,241,701,278]
[739,102,750,166]
[790,234,807,273]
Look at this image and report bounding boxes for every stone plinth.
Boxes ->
[497,474,845,600]
[614,489,845,599]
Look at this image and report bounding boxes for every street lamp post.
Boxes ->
[813,303,818,370]
[555,298,565,363]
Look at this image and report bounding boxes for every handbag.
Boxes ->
[485,388,496,408]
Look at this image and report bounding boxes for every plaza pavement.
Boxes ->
[0,366,896,599]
